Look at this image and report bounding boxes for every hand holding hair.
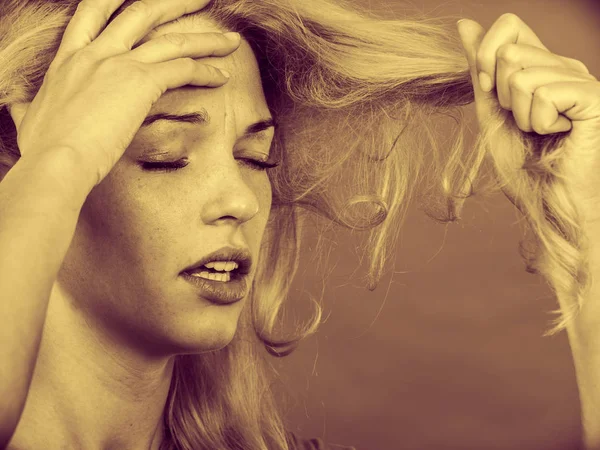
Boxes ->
[457,14,600,226]
[459,14,600,450]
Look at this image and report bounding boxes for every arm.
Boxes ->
[565,227,600,450]
[457,16,600,449]
[0,148,91,447]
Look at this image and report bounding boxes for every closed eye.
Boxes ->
[139,159,189,173]
[240,158,280,171]
[138,158,280,173]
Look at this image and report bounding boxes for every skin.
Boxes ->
[458,14,600,450]
[7,16,274,450]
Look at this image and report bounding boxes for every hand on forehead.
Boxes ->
[136,14,249,76]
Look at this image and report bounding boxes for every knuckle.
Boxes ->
[183,57,198,70]
[500,12,522,26]
[70,47,99,66]
[515,118,532,133]
[497,44,519,63]
[532,122,548,135]
[534,85,552,102]
[210,65,225,78]
[126,1,154,21]
[100,56,139,82]
[163,32,186,47]
[202,64,223,80]
[128,63,157,90]
[508,71,527,90]
[128,60,149,79]
[201,63,217,75]
[576,60,591,75]
[75,0,101,15]
[74,1,91,14]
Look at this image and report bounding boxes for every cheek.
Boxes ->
[251,174,273,231]
[76,177,181,274]
[254,176,273,242]
[258,174,273,209]
[75,164,273,277]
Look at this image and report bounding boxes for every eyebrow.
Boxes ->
[141,108,277,138]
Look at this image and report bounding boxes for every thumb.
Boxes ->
[8,102,29,131]
[457,19,497,118]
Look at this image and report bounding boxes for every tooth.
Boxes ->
[221,272,231,281]
[202,261,238,270]
[213,261,227,271]
[209,272,228,281]
[190,271,231,282]
[191,270,211,277]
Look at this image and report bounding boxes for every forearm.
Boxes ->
[0,149,91,445]
[569,332,600,450]
[565,228,600,450]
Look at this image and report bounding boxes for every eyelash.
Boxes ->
[139,158,280,173]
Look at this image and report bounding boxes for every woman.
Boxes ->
[0,0,598,449]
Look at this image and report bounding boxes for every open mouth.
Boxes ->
[184,267,243,282]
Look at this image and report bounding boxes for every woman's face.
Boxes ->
[55,17,274,357]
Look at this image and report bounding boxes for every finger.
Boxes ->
[457,20,498,121]
[127,32,241,64]
[529,81,600,135]
[495,43,590,110]
[7,102,29,132]
[476,13,550,93]
[54,0,124,63]
[89,0,212,56]
[150,59,231,91]
[561,56,593,76]
[508,67,595,132]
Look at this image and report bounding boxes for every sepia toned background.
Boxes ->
[273,1,600,449]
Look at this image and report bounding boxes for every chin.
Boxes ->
[157,316,242,356]
[128,294,246,357]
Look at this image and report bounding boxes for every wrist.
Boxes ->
[2,148,96,216]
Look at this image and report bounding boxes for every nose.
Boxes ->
[200,158,261,226]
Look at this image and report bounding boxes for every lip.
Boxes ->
[182,246,252,276]
[180,271,249,305]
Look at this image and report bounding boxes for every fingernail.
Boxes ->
[223,31,240,42]
[478,72,493,92]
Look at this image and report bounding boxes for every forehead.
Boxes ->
[138,15,269,120]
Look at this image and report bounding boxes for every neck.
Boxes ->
[8,284,175,450]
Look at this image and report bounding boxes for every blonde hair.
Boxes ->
[0,0,590,449]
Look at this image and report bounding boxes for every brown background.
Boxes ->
[272,1,600,449]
